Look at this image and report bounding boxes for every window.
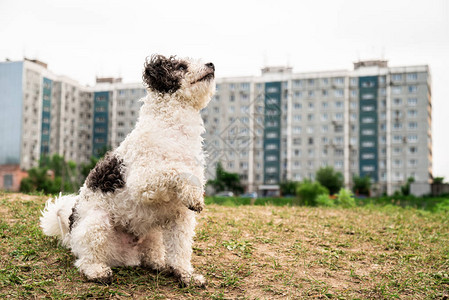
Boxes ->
[408,122,418,130]
[362,117,374,123]
[322,102,329,109]
[266,155,277,162]
[408,159,417,167]
[322,90,328,97]
[293,80,303,88]
[293,115,301,122]
[294,103,302,109]
[408,98,418,106]
[308,90,315,98]
[408,109,418,118]
[335,113,343,121]
[240,83,250,90]
[409,146,417,154]
[307,126,314,134]
[308,79,315,86]
[393,98,402,105]
[408,85,417,93]
[392,87,402,94]
[393,123,402,130]
[321,113,328,121]
[351,90,358,98]
[335,101,343,109]
[393,135,402,143]
[362,93,375,99]
[293,126,301,134]
[307,114,314,121]
[362,141,374,147]
[308,149,314,157]
[322,78,329,85]
[362,81,375,88]
[334,90,344,98]
[362,153,375,159]
[392,74,403,81]
[334,77,344,85]
[350,78,357,86]
[335,160,343,169]
[3,174,13,189]
[362,105,374,111]
[334,149,344,156]
[407,73,418,81]
[393,159,402,168]
[362,165,375,172]
[408,134,418,143]
[362,129,375,135]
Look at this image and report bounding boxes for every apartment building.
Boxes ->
[202,60,432,195]
[0,59,145,191]
[0,58,431,195]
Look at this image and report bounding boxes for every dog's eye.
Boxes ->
[177,63,187,71]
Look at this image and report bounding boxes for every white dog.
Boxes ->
[40,55,215,286]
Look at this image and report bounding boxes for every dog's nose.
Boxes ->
[205,63,215,71]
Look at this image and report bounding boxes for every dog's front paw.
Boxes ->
[176,270,206,288]
[179,185,204,213]
[81,263,113,285]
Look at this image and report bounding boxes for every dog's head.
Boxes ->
[142,55,215,110]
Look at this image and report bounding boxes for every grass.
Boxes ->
[0,192,448,299]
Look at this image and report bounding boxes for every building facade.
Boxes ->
[202,60,432,195]
[0,59,431,195]
[0,59,145,191]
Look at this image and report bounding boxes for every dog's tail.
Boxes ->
[40,193,78,247]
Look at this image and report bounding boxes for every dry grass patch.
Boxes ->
[0,192,448,299]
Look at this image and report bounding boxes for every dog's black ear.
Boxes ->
[143,55,182,94]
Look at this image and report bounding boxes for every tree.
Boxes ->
[400,177,415,196]
[20,154,79,194]
[296,180,329,206]
[352,175,371,196]
[315,166,344,195]
[280,180,299,196]
[207,162,244,195]
[433,177,445,184]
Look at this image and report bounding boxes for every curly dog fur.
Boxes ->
[40,54,215,286]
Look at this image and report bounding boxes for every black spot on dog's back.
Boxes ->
[86,153,125,193]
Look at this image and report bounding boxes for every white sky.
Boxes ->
[1,0,448,178]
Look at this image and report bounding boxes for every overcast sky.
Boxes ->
[1,0,448,178]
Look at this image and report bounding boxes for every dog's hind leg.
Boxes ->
[70,208,114,284]
[139,228,166,271]
[163,210,205,287]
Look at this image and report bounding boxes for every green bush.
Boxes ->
[296,180,329,206]
[335,188,356,208]
[316,194,335,207]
